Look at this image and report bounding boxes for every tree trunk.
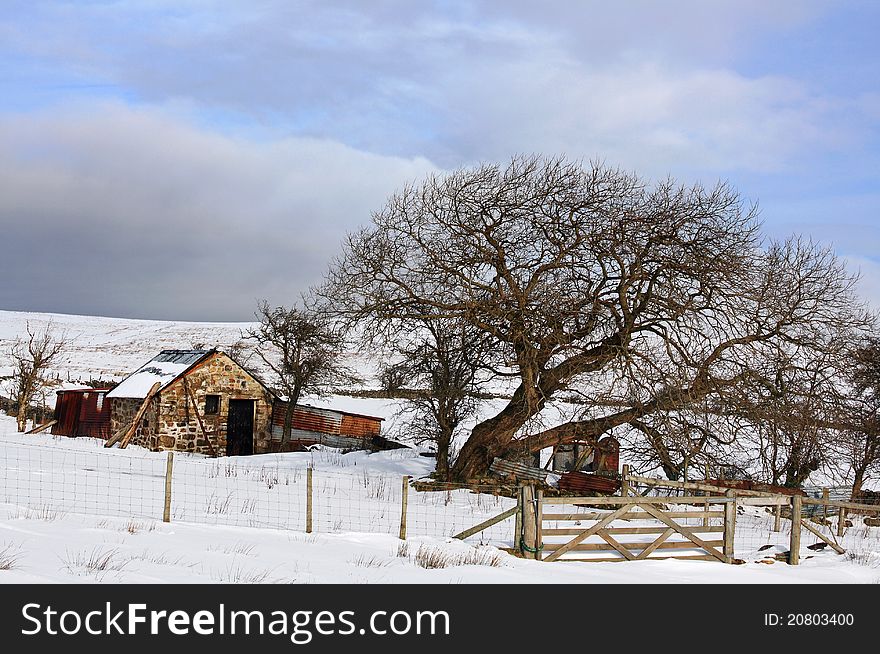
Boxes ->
[282,398,294,445]
[851,466,867,501]
[435,430,450,481]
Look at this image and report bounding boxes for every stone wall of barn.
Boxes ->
[108,397,160,449]
[155,352,274,455]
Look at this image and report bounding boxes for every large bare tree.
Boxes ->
[244,300,357,444]
[321,156,872,480]
[7,322,66,432]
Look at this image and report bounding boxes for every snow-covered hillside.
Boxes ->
[0,309,249,382]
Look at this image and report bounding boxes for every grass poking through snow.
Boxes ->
[396,542,504,569]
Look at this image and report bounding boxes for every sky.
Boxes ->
[0,0,878,321]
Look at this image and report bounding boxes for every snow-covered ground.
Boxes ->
[1,413,879,584]
[2,309,880,583]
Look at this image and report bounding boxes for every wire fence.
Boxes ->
[0,438,518,547]
[2,436,878,566]
[624,474,880,563]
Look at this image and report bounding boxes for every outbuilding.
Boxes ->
[107,349,273,456]
[51,388,112,439]
[105,349,387,456]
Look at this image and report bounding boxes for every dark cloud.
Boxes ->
[0,103,435,320]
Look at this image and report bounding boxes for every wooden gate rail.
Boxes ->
[452,505,519,540]
[539,495,735,564]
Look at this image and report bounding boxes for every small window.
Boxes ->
[204,395,220,415]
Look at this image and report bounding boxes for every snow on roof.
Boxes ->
[106,349,213,399]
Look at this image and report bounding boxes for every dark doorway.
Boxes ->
[227,399,255,456]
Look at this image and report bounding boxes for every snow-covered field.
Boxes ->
[1,413,879,584]
[2,309,880,583]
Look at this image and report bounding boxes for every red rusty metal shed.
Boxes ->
[51,389,112,440]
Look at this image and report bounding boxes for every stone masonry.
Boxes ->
[109,352,274,455]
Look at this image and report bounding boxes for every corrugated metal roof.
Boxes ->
[107,349,213,399]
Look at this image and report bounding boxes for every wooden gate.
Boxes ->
[537,495,736,563]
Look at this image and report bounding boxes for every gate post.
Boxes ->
[520,484,538,559]
[723,489,736,562]
[790,494,802,565]
[535,488,544,562]
[306,467,313,533]
[514,484,523,551]
[162,450,174,523]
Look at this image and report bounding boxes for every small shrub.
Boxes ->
[207,542,256,556]
[397,543,504,569]
[213,563,282,583]
[16,504,66,522]
[0,544,22,571]
[124,520,157,535]
[62,547,128,580]
[351,554,391,568]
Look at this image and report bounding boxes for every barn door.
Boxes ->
[227,399,255,456]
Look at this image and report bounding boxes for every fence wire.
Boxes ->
[0,438,518,546]
[3,437,878,564]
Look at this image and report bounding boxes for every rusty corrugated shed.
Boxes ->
[270,401,386,450]
[52,389,111,439]
[271,402,383,438]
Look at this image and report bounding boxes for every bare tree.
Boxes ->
[321,155,873,480]
[244,300,357,444]
[384,320,490,479]
[7,322,66,431]
[840,336,880,498]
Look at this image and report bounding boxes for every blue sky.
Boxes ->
[0,1,878,319]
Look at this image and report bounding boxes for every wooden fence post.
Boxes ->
[790,495,802,565]
[399,475,410,540]
[514,485,523,550]
[306,467,313,534]
[723,489,736,562]
[535,489,544,562]
[774,502,782,532]
[521,484,537,559]
[620,465,630,497]
[837,507,846,538]
[162,451,174,523]
[822,488,829,524]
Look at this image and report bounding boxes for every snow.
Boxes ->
[106,350,212,399]
[2,309,880,583]
[1,413,879,584]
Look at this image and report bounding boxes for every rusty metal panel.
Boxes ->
[340,414,381,438]
[557,471,621,495]
[272,402,343,434]
[51,389,111,439]
[51,391,81,436]
[268,425,371,449]
[76,390,111,439]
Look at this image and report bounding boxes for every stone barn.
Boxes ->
[107,349,274,456]
[106,349,389,456]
